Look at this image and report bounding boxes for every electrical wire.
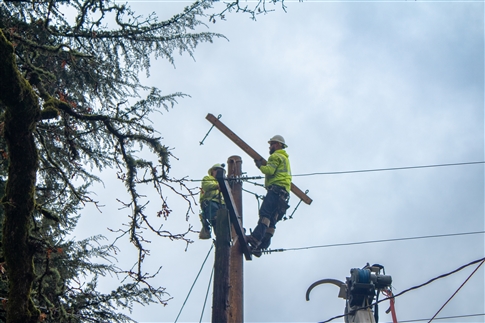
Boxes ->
[384,313,485,323]
[428,258,485,322]
[199,265,215,323]
[387,257,485,302]
[242,188,264,200]
[242,179,264,187]
[265,230,485,254]
[319,257,485,323]
[174,243,214,323]
[293,161,485,177]
[243,187,263,214]
[188,161,485,182]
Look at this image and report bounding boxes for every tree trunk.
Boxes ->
[0,30,41,323]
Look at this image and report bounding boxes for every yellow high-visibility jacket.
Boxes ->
[260,149,292,193]
[200,169,225,204]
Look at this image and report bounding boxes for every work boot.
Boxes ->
[251,248,262,258]
[259,237,271,250]
[199,226,211,240]
[259,231,273,250]
[246,235,261,249]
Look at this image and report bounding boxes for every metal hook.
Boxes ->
[306,278,346,301]
[200,114,222,145]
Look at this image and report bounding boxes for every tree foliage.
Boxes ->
[0,0,286,320]
[0,0,226,321]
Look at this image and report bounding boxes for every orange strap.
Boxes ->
[383,289,398,323]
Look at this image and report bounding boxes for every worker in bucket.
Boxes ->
[247,135,291,256]
[199,163,226,239]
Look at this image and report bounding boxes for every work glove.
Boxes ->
[254,159,263,168]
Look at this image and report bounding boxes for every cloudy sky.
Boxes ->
[74,1,484,322]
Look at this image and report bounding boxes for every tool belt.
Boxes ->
[201,200,210,210]
[268,185,290,221]
[201,198,222,210]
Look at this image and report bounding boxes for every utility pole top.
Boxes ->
[215,168,252,260]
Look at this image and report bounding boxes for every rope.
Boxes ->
[174,243,214,323]
[199,265,215,323]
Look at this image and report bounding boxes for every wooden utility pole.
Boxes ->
[212,196,231,323]
[227,156,244,323]
[212,163,249,323]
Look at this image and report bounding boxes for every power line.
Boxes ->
[174,243,214,323]
[384,313,485,323]
[428,258,485,322]
[293,161,485,177]
[390,257,485,305]
[265,230,485,254]
[188,160,485,182]
[199,265,215,323]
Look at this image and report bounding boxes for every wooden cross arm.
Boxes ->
[206,113,312,205]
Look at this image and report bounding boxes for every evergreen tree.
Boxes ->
[0,0,225,321]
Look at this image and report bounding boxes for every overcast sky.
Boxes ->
[74,1,484,322]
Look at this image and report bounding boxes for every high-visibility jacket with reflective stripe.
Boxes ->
[260,149,292,193]
[200,172,225,204]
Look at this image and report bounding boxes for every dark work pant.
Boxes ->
[252,189,281,241]
[202,201,222,227]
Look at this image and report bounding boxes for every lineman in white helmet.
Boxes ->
[199,163,226,239]
[247,135,291,256]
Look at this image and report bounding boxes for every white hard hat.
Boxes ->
[208,163,225,175]
[211,163,225,170]
[268,135,287,147]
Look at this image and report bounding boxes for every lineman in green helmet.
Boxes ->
[199,163,226,239]
[247,135,291,256]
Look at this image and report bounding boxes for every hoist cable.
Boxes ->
[427,258,485,322]
[199,265,215,323]
[174,243,214,323]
